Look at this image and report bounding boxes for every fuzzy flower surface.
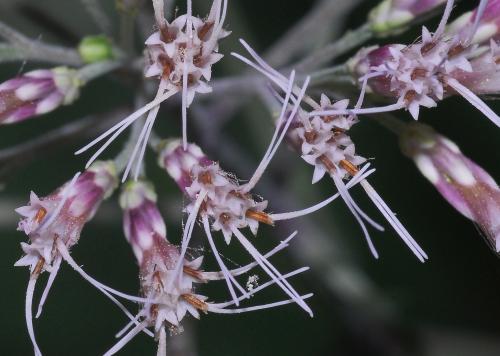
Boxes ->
[16,161,117,271]
[286,95,367,184]
[145,0,229,106]
[159,139,271,244]
[232,38,428,262]
[0,67,80,124]
[401,123,500,252]
[158,138,314,316]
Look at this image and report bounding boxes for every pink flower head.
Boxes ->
[119,180,205,330]
[349,0,500,127]
[144,0,229,104]
[157,138,316,316]
[75,0,230,182]
[286,94,367,184]
[0,67,80,125]
[15,161,117,356]
[159,140,272,242]
[369,0,447,33]
[157,139,213,193]
[102,180,312,354]
[448,0,500,43]
[401,123,500,252]
[16,161,117,269]
[232,38,428,262]
[145,0,230,149]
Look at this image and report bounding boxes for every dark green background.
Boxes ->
[1,1,499,355]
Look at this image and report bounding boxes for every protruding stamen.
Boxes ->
[182,294,209,313]
[245,210,274,226]
[339,159,360,176]
[183,266,206,282]
[32,258,45,277]
[318,155,337,173]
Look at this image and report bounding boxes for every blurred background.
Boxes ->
[1,0,499,355]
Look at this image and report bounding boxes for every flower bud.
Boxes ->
[448,0,500,44]
[347,45,400,98]
[78,35,114,64]
[0,67,81,125]
[400,123,500,252]
[119,180,177,267]
[157,139,213,193]
[369,0,446,34]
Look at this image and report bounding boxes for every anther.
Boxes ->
[304,131,317,144]
[183,266,206,282]
[198,171,213,185]
[198,22,214,41]
[448,44,465,58]
[318,155,337,173]
[34,207,47,224]
[339,159,360,176]
[160,26,176,43]
[182,294,208,313]
[245,210,274,226]
[411,68,427,80]
[153,271,165,291]
[421,41,437,55]
[220,212,231,224]
[150,304,159,320]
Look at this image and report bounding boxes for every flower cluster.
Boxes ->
[76,0,229,182]
[145,0,229,106]
[233,39,428,262]
[349,0,500,126]
[159,139,270,243]
[15,161,118,355]
[158,138,313,315]
[0,67,80,124]
[286,95,366,183]
[7,0,500,355]
[101,180,310,354]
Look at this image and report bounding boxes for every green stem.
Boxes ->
[296,24,373,72]
[0,22,82,66]
[78,60,123,82]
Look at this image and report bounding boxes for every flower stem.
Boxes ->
[0,21,82,66]
[296,24,373,72]
[78,60,123,82]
